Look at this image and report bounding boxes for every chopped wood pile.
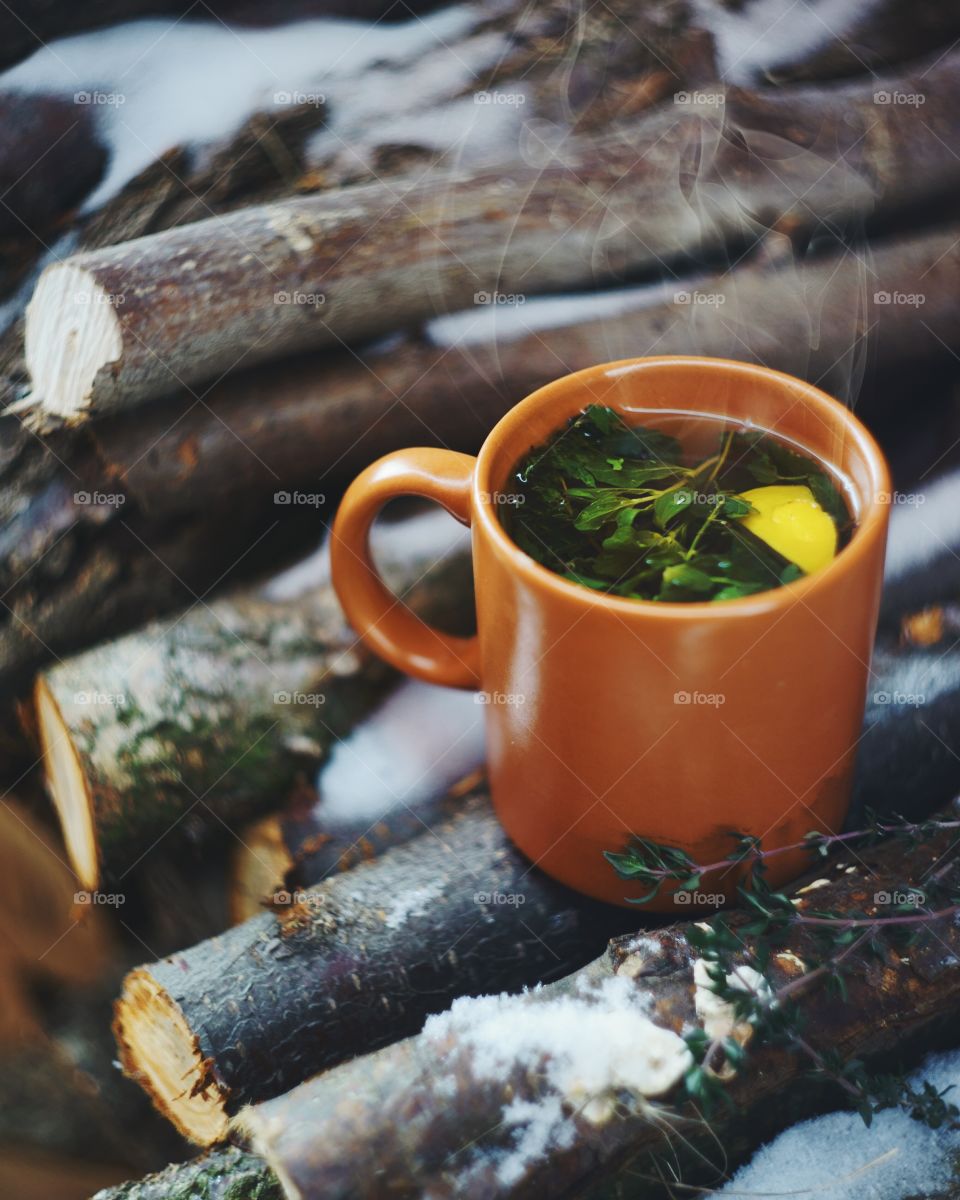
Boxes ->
[2,1,960,1198]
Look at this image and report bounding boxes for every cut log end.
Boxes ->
[23,261,123,427]
[114,969,231,1146]
[229,815,294,924]
[34,676,99,892]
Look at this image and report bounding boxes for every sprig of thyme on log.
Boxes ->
[607,814,960,1130]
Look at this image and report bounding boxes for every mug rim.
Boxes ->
[471,355,891,620]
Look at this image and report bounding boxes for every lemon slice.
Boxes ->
[737,485,837,575]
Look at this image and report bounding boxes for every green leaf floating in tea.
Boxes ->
[503,405,852,603]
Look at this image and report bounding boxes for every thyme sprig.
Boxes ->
[607,813,960,1130]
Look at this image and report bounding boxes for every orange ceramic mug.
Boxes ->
[331,357,890,908]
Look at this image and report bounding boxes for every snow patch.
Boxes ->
[424,973,691,1180]
[0,6,482,208]
[316,678,485,826]
[691,0,881,85]
[718,1048,960,1198]
[884,466,960,581]
[426,280,676,349]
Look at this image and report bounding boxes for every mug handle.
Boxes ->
[330,448,481,689]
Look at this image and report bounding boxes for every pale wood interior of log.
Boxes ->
[34,677,100,893]
[24,263,122,424]
[115,969,229,1145]
[229,814,294,925]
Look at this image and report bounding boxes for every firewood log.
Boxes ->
[18,50,960,430]
[113,786,640,1145]
[34,519,472,891]
[1,219,959,702]
[90,1146,282,1200]
[234,807,960,1199]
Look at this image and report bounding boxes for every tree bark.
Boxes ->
[18,50,960,429]
[33,527,472,891]
[235,809,960,1200]
[90,1146,282,1200]
[113,787,640,1146]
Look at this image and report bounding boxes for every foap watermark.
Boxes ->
[75,89,125,106]
[476,690,526,706]
[474,290,525,306]
[874,290,925,307]
[674,890,724,907]
[274,490,326,507]
[675,489,725,506]
[474,90,526,107]
[275,290,326,306]
[674,290,726,307]
[874,90,925,107]
[274,691,326,707]
[875,490,925,507]
[674,690,725,707]
[479,490,525,507]
[74,490,125,508]
[73,690,126,707]
[75,890,125,907]
[272,889,328,911]
[72,291,124,307]
[273,89,325,107]
[875,889,926,907]
[873,690,925,707]
[474,890,526,906]
[674,90,725,108]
